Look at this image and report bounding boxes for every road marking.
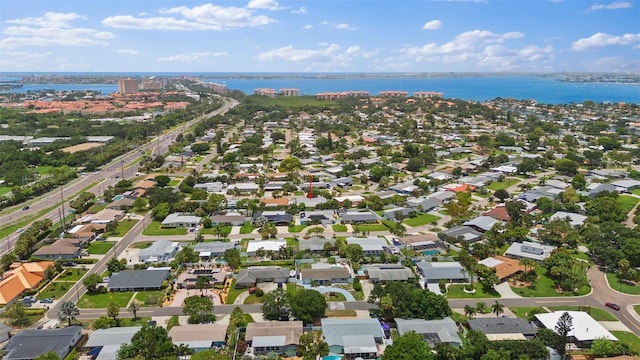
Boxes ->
[537,300,574,304]
[623,314,640,332]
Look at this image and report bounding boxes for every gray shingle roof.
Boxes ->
[365,264,414,282]
[467,318,537,336]
[85,326,142,347]
[4,326,82,360]
[395,318,461,345]
[107,269,170,290]
[416,261,469,281]
[321,318,384,347]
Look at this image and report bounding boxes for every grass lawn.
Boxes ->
[605,273,640,295]
[38,282,74,300]
[510,306,548,319]
[635,305,640,316]
[0,187,10,196]
[87,241,115,255]
[633,189,640,196]
[611,331,640,355]
[243,294,264,304]
[225,280,245,305]
[403,213,440,227]
[36,165,55,175]
[119,316,151,327]
[353,223,388,232]
[511,267,590,297]
[332,224,347,232]
[617,194,640,213]
[285,237,299,248]
[446,284,500,299]
[134,290,164,307]
[78,291,134,308]
[548,306,617,321]
[438,209,449,216]
[88,203,106,214]
[57,268,88,281]
[112,219,139,236]
[130,241,153,249]
[239,222,255,234]
[325,292,347,301]
[201,225,232,235]
[487,178,520,191]
[287,224,307,233]
[168,180,180,187]
[325,310,357,317]
[142,221,187,236]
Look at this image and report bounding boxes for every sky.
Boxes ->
[1,0,639,73]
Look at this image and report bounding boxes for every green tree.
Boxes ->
[128,302,140,320]
[207,193,228,213]
[118,324,177,360]
[83,273,103,293]
[6,301,29,326]
[191,143,211,154]
[493,189,510,203]
[107,257,126,275]
[555,311,573,359]
[464,305,477,318]
[290,289,327,324]
[224,248,241,269]
[183,295,216,324]
[298,331,329,360]
[585,196,626,223]
[133,197,148,211]
[591,338,629,357]
[571,174,586,190]
[107,302,120,323]
[555,158,579,176]
[344,243,364,265]
[34,352,61,360]
[191,350,232,360]
[491,301,504,317]
[196,276,211,296]
[262,288,290,321]
[383,331,433,360]
[278,156,303,172]
[154,175,171,187]
[151,202,170,221]
[173,246,200,265]
[58,301,80,326]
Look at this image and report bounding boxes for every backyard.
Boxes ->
[111,219,139,237]
[142,221,187,236]
[403,213,440,227]
[487,178,520,191]
[617,194,640,213]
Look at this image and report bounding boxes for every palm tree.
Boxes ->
[128,302,140,320]
[58,301,79,326]
[464,305,477,318]
[491,300,504,317]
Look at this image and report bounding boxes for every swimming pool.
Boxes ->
[112,194,124,201]
[323,356,343,360]
[422,250,440,256]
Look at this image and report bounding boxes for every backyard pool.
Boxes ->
[112,194,124,201]
[422,250,441,256]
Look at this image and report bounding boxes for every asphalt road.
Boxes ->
[0,97,238,256]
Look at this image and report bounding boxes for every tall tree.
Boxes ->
[491,301,504,317]
[107,302,120,323]
[118,324,177,360]
[58,301,79,326]
[183,295,216,324]
[555,312,573,359]
[289,289,327,324]
[128,302,140,320]
[383,331,433,360]
[262,288,290,321]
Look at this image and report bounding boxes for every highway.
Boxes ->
[0,97,238,256]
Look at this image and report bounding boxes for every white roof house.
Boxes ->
[535,311,617,342]
[549,211,587,227]
[161,213,202,228]
[246,240,286,255]
[345,237,389,254]
[504,241,557,261]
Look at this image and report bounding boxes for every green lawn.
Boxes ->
[201,225,232,235]
[446,284,501,299]
[78,291,134,308]
[285,237,299,248]
[606,272,640,295]
[487,178,520,191]
[243,293,264,304]
[239,222,255,234]
[38,282,73,300]
[353,223,388,232]
[511,267,591,297]
[325,292,347,301]
[287,224,307,233]
[617,194,640,213]
[142,221,187,236]
[36,165,56,175]
[509,306,548,320]
[87,241,115,255]
[134,290,165,307]
[168,180,180,187]
[130,241,153,249]
[633,189,640,196]
[549,306,617,321]
[112,219,139,236]
[57,268,88,281]
[119,316,151,327]
[332,224,347,232]
[611,331,640,355]
[88,203,107,214]
[225,280,245,305]
[403,213,440,227]
[0,187,11,196]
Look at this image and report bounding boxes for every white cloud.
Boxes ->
[317,21,357,30]
[257,44,341,62]
[247,0,283,11]
[158,51,227,62]
[422,20,442,30]
[402,29,524,56]
[104,3,276,31]
[571,32,640,50]
[291,6,308,14]
[2,12,113,49]
[303,24,313,30]
[256,43,373,69]
[585,2,632,12]
[115,48,140,55]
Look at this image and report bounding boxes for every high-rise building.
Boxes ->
[117,78,138,94]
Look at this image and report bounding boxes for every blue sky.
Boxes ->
[1,0,639,72]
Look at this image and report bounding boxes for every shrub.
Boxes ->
[98,286,108,294]
[255,289,264,297]
[353,278,362,292]
[145,297,159,305]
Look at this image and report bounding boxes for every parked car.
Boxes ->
[20,299,33,307]
[605,302,620,311]
[22,205,29,211]
[15,228,24,233]
[62,262,77,267]
[248,287,257,294]
[103,277,110,283]
[39,298,53,304]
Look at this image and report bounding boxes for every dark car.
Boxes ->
[22,205,29,211]
[39,298,53,304]
[62,262,77,267]
[605,302,620,311]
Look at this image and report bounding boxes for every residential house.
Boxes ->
[246,321,303,357]
[137,240,179,263]
[389,180,421,195]
[253,211,293,226]
[85,326,142,360]
[339,210,379,224]
[504,241,557,262]
[535,311,617,346]
[549,211,587,227]
[107,197,135,210]
[330,177,354,189]
[321,318,385,359]
[429,190,457,203]
[382,207,414,220]
[235,267,292,288]
[463,216,502,232]
[440,226,483,243]
[77,208,124,224]
[477,256,525,282]
[611,179,640,192]
[395,318,462,348]
[193,242,239,258]
[194,182,225,193]
[176,267,227,289]
[209,213,246,226]
[161,213,202,228]
[300,267,351,285]
[299,210,335,225]
[33,238,83,259]
[588,183,617,199]
[107,269,170,291]
[0,261,53,305]
[3,326,83,360]
[246,240,287,257]
[467,317,538,340]
[483,206,511,222]
[67,223,104,241]
[346,237,389,256]
[168,324,228,350]
[227,183,260,194]
[298,237,336,253]
[364,264,414,284]
[416,261,470,285]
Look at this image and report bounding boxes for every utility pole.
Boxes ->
[60,187,66,230]
[120,159,125,180]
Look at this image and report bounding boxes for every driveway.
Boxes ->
[302,285,356,301]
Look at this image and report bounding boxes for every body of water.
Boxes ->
[2,73,638,104]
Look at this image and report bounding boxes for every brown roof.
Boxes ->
[134,179,156,190]
[483,206,511,221]
[399,233,439,244]
[595,357,640,360]
[245,321,303,345]
[260,198,290,206]
[0,261,53,305]
[33,238,80,257]
[168,324,228,343]
[492,256,525,280]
